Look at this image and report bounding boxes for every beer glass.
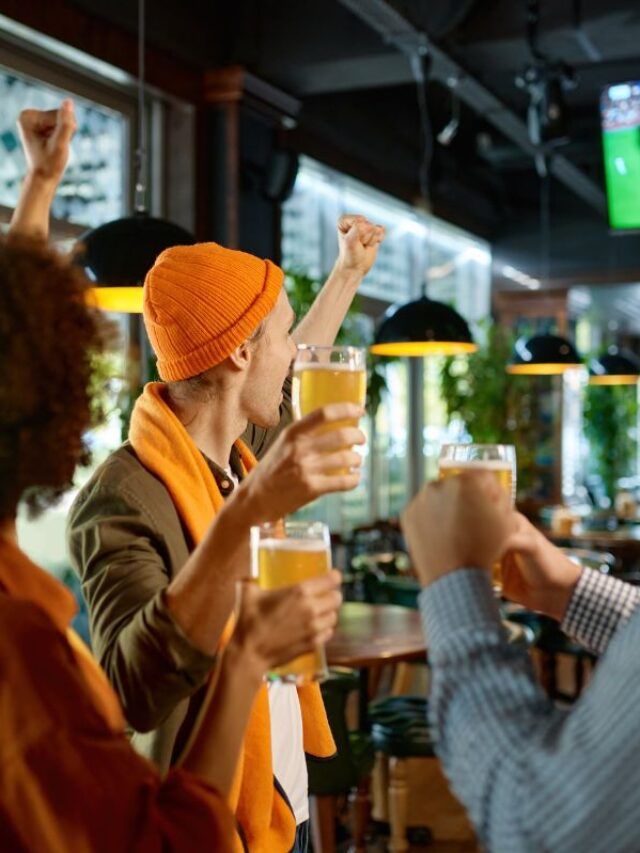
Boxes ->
[251,520,331,683]
[293,345,366,475]
[293,345,366,428]
[438,443,516,591]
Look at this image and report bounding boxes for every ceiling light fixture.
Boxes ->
[78,0,194,313]
[507,333,582,375]
[589,346,640,385]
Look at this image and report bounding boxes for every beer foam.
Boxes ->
[293,361,363,373]
[259,538,328,552]
[439,459,512,471]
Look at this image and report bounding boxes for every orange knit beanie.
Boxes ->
[143,242,284,381]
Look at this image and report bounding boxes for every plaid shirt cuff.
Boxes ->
[561,568,640,656]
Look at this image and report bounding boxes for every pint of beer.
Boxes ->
[293,345,366,474]
[438,444,517,591]
[294,363,366,427]
[251,520,331,683]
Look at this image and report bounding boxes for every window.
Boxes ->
[0,65,127,229]
[282,156,491,532]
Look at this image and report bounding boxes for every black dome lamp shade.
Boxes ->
[506,333,582,375]
[370,295,477,357]
[80,215,194,313]
[589,346,640,386]
[78,0,194,314]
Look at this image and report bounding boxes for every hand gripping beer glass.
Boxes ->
[251,520,331,683]
[438,443,516,592]
[293,345,366,473]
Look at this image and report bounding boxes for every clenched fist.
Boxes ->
[401,471,517,587]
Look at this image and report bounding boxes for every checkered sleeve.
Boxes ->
[418,569,640,852]
[561,568,640,656]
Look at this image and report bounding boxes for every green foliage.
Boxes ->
[583,382,638,500]
[88,350,122,429]
[439,322,551,494]
[284,269,394,417]
[440,323,513,443]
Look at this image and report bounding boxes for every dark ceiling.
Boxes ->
[65,0,640,280]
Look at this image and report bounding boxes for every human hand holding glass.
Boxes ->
[250,520,335,683]
[438,443,517,592]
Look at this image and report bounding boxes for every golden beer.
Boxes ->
[438,459,514,500]
[257,538,330,683]
[438,458,515,589]
[293,363,367,428]
[293,362,366,475]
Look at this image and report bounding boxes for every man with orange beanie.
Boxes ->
[68,218,384,852]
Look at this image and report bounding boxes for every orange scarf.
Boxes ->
[129,382,335,852]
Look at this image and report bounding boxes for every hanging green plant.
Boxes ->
[439,321,552,495]
[583,380,638,501]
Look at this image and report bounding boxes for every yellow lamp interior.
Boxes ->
[506,362,582,376]
[370,341,478,357]
[589,374,639,386]
[87,286,144,314]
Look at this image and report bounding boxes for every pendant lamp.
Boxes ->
[78,0,194,313]
[589,346,640,386]
[370,294,477,357]
[506,333,582,375]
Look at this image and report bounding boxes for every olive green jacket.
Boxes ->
[67,382,292,772]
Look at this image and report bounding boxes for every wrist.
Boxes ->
[224,634,266,686]
[546,563,582,621]
[23,170,59,195]
[331,262,364,290]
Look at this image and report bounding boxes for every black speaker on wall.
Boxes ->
[262,149,300,203]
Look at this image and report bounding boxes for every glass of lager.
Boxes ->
[438,443,516,592]
[251,519,332,683]
[293,345,366,425]
[293,345,367,475]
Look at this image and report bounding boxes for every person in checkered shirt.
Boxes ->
[401,471,640,853]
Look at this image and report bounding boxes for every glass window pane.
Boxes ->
[373,361,410,518]
[0,65,127,228]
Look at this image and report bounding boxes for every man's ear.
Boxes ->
[227,339,253,371]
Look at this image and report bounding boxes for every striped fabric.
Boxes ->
[419,569,640,853]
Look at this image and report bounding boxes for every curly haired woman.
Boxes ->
[0,101,342,852]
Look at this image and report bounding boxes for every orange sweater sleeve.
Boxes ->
[0,597,243,853]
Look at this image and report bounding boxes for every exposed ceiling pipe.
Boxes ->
[337,0,606,215]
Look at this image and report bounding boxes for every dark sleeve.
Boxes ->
[242,371,293,459]
[67,483,216,733]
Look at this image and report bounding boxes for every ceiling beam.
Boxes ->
[337,0,607,216]
[283,52,412,95]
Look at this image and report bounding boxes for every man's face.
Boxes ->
[241,290,296,428]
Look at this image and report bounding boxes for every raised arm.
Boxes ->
[9,100,76,241]
[402,476,640,852]
[292,214,385,346]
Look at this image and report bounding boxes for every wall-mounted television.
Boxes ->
[600,81,640,232]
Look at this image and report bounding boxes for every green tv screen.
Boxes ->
[601,82,640,231]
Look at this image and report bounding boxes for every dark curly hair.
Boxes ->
[0,237,111,520]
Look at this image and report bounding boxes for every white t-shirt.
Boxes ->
[268,682,309,824]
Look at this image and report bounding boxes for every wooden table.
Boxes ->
[327,601,426,669]
[327,602,427,728]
